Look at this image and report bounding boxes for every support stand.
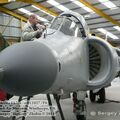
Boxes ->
[53,94,65,120]
[12,94,66,120]
[46,94,56,120]
[12,96,32,120]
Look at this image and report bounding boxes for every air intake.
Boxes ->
[89,44,101,80]
[87,37,118,89]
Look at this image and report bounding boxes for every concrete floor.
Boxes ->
[0,77,120,120]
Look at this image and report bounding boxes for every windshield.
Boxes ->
[60,18,82,37]
[50,16,86,38]
[50,17,64,30]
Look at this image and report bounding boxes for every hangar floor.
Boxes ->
[0,77,120,120]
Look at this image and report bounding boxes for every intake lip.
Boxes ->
[0,41,58,96]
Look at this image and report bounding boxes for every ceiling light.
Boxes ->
[72,0,85,7]
[97,28,119,39]
[98,0,117,9]
[47,0,59,6]
[84,14,91,18]
[98,0,109,2]
[47,0,69,11]
[18,8,48,22]
[8,0,16,1]
[103,1,117,9]
[97,28,107,34]
[114,26,120,31]
[70,0,94,13]
[31,5,55,17]
[36,15,48,22]
[18,8,32,15]
[83,7,94,13]
[57,5,69,11]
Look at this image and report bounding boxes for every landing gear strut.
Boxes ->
[89,88,106,103]
[73,91,87,120]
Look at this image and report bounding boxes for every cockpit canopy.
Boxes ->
[50,11,89,38]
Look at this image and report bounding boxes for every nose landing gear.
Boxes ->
[73,91,87,120]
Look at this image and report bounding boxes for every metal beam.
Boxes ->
[0,0,8,4]
[0,6,27,22]
[1,0,120,27]
[0,0,17,4]
[79,0,120,27]
[17,0,58,17]
[17,0,120,27]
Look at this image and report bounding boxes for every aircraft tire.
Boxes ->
[89,90,96,102]
[97,88,105,103]
[76,115,86,120]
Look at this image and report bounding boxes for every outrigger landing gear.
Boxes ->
[73,91,87,120]
[89,88,106,103]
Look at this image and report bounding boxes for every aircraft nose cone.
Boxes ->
[0,41,58,96]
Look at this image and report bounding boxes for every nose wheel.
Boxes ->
[75,100,86,120]
[73,92,87,120]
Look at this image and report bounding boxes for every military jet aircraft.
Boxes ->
[0,11,120,120]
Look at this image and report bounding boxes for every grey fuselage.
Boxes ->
[0,11,119,96]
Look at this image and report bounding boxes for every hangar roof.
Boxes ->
[0,0,120,42]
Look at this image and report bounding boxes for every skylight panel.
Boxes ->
[114,26,120,31]
[47,0,69,11]
[70,0,94,13]
[83,7,94,13]
[18,8,48,22]
[97,28,119,39]
[98,0,118,9]
[31,5,55,17]
[18,8,32,15]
